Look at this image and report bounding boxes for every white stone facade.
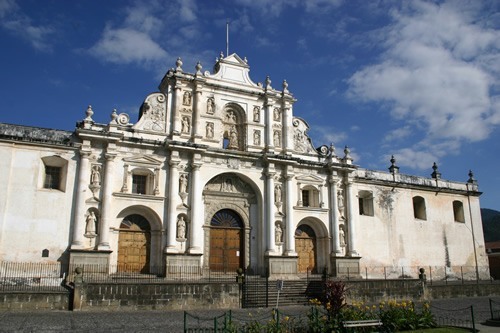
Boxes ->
[0,54,489,278]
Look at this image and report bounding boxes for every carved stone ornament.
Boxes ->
[183,91,192,106]
[117,113,130,125]
[207,98,215,114]
[204,174,252,196]
[133,93,167,132]
[253,106,260,122]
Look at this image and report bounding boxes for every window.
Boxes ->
[41,155,68,191]
[453,200,465,223]
[302,190,310,207]
[413,196,427,220]
[358,190,374,216]
[132,174,147,194]
[301,185,319,208]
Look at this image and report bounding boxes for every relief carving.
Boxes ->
[206,122,214,138]
[207,98,215,114]
[183,91,192,106]
[134,93,166,132]
[253,106,260,122]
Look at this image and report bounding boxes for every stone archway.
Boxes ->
[295,224,317,273]
[203,173,257,272]
[209,209,244,272]
[117,214,151,273]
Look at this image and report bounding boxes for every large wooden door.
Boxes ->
[295,225,317,273]
[117,215,151,273]
[209,210,243,272]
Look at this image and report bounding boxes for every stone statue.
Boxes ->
[339,225,346,246]
[181,117,190,133]
[91,166,101,185]
[253,106,260,122]
[338,189,345,219]
[253,130,261,145]
[226,111,236,123]
[273,131,281,147]
[177,216,186,239]
[206,122,214,138]
[273,108,280,121]
[183,92,191,105]
[274,184,282,203]
[228,126,238,149]
[275,224,283,243]
[207,98,214,114]
[85,211,97,236]
[179,174,188,193]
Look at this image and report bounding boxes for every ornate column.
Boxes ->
[345,176,358,256]
[172,81,182,135]
[296,183,302,206]
[97,150,116,250]
[71,147,91,249]
[329,174,341,255]
[192,81,203,140]
[265,167,276,255]
[188,154,203,254]
[264,96,274,151]
[284,173,296,256]
[165,152,180,253]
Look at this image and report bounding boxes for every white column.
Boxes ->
[71,150,91,249]
[193,84,202,140]
[188,158,203,254]
[265,169,276,255]
[297,183,302,206]
[172,82,182,135]
[329,175,341,255]
[265,98,274,151]
[346,178,358,256]
[284,174,296,256]
[165,157,180,253]
[98,152,116,250]
[282,104,293,154]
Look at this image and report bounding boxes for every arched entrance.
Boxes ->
[209,209,244,273]
[295,224,317,273]
[117,214,151,273]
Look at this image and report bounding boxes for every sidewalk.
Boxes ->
[0,297,499,332]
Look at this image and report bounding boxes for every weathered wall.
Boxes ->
[0,291,70,310]
[73,282,241,311]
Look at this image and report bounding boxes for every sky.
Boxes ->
[0,0,499,210]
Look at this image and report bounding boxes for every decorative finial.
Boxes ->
[431,162,441,179]
[84,105,94,121]
[175,57,183,72]
[329,142,335,156]
[344,146,351,158]
[219,51,224,59]
[282,80,289,93]
[265,76,272,89]
[195,61,202,75]
[110,108,118,123]
[389,155,399,174]
[468,170,477,184]
[244,56,248,63]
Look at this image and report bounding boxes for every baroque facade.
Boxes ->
[0,54,489,278]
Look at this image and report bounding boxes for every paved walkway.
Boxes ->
[0,297,499,332]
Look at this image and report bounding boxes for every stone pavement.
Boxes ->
[0,297,499,332]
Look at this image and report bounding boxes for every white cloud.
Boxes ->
[312,125,347,147]
[89,27,168,66]
[0,0,55,51]
[348,0,499,169]
[177,0,197,23]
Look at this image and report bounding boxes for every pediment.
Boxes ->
[221,53,249,68]
[209,53,257,87]
[295,174,324,184]
[123,155,163,166]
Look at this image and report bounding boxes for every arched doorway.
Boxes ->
[117,214,151,273]
[295,224,317,273]
[209,209,244,273]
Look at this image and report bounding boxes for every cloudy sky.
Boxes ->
[0,0,499,210]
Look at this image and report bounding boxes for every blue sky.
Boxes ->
[0,0,499,210]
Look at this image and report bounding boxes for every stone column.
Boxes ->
[165,153,180,253]
[329,175,341,255]
[265,168,276,255]
[297,183,302,206]
[345,177,358,256]
[282,104,292,154]
[284,173,296,256]
[192,83,203,140]
[172,82,182,135]
[98,151,116,250]
[188,156,203,254]
[71,149,91,249]
[264,98,274,151]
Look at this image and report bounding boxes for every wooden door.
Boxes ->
[117,215,151,273]
[209,210,243,272]
[295,225,317,273]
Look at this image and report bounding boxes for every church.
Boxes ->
[0,53,489,279]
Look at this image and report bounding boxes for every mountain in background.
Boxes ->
[481,208,500,242]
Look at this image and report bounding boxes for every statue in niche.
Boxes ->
[273,108,281,121]
[91,165,101,186]
[177,216,186,239]
[228,126,238,149]
[181,116,190,133]
[183,92,191,105]
[226,111,236,123]
[221,177,234,192]
[207,98,215,114]
[273,131,281,147]
[85,211,97,236]
[179,174,188,194]
[206,122,214,138]
[338,189,345,219]
[274,184,282,203]
[253,130,261,145]
[253,106,260,122]
[275,223,283,243]
[339,225,346,247]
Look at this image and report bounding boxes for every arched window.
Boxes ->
[453,200,465,223]
[301,185,320,208]
[131,168,155,195]
[413,196,427,220]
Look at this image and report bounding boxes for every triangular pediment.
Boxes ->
[295,174,324,184]
[123,155,163,166]
[209,53,257,87]
[220,53,249,68]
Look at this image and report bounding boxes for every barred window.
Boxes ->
[132,174,148,194]
[44,166,61,189]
